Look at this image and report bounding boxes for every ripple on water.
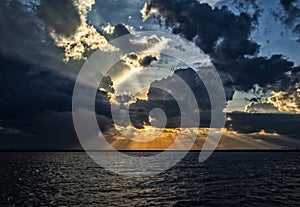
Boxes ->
[0,152,300,206]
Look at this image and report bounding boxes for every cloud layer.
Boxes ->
[142,0,300,112]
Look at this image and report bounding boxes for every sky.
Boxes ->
[1,0,300,150]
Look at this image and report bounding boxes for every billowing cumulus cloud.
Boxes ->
[37,0,81,37]
[142,0,259,62]
[46,0,117,61]
[119,34,170,71]
[268,89,300,113]
[218,54,300,91]
[265,71,300,113]
[2,0,300,150]
[121,53,157,69]
[128,68,215,128]
[142,0,300,113]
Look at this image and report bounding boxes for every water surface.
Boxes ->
[1,152,300,206]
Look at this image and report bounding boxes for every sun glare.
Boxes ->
[131,67,143,73]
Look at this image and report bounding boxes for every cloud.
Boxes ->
[278,0,300,40]
[0,54,114,149]
[143,0,300,113]
[268,89,300,113]
[141,2,158,20]
[142,0,259,61]
[37,0,81,37]
[245,102,279,113]
[128,68,216,128]
[263,70,300,113]
[46,0,117,61]
[121,53,157,69]
[130,98,181,129]
[2,0,300,150]
[226,112,300,138]
[103,33,171,94]
[219,54,300,91]
[0,0,123,66]
[0,126,22,135]
[149,68,211,109]
[0,0,66,69]
[99,76,115,93]
[101,23,131,41]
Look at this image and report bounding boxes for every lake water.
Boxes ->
[1,152,300,206]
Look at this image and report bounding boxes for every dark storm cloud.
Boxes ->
[0,55,113,149]
[37,0,81,37]
[143,0,259,61]
[130,98,181,128]
[144,0,300,92]
[139,55,157,67]
[0,0,120,149]
[148,68,211,110]
[129,68,212,128]
[121,52,158,68]
[1,0,300,150]
[99,76,115,93]
[0,0,76,72]
[0,56,72,119]
[226,112,300,138]
[216,54,300,91]
[0,55,76,149]
[0,126,22,135]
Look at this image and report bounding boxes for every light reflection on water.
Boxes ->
[1,152,300,206]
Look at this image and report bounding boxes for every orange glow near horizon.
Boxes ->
[101,126,300,151]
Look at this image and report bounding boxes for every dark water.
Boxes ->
[1,152,300,206]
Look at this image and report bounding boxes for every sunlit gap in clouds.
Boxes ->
[102,123,300,150]
[108,127,204,150]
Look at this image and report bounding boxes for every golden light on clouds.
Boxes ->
[101,126,300,151]
[141,2,158,20]
[50,0,117,61]
[268,89,300,113]
[102,24,116,35]
[109,127,202,150]
[102,35,170,103]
